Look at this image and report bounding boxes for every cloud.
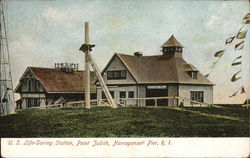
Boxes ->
[42,7,65,21]
[206,15,221,30]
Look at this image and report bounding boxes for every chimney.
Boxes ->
[134,51,143,57]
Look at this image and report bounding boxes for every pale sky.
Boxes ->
[3,0,250,104]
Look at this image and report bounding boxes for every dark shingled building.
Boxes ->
[15,67,96,109]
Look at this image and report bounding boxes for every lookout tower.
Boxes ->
[161,35,184,55]
[0,2,15,115]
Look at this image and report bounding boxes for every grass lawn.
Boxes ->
[0,107,249,137]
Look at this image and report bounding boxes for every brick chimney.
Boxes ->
[134,51,143,57]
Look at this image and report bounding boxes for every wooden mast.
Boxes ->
[84,22,90,109]
[80,21,117,108]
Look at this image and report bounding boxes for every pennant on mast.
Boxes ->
[231,70,241,82]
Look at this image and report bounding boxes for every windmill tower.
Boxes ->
[0,1,15,115]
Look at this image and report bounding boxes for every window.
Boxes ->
[35,80,40,91]
[190,91,204,103]
[187,71,198,79]
[107,70,127,80]
[27,98,40,108]
[119,91,126,99]
[101,91,106,99]
[27,79,37,92]
[27,79,32,91]
[107,71,113,79]
[110,91,114,98]
[128,91,134,98]
[102,91,114,99]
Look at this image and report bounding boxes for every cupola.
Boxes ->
[161,35,183,55]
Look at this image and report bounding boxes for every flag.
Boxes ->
[229,90,239,97]
[232,56,242,63]
[231,70,241,82]
[235,41,244,50]
[231,61,241,66]
[214,50,224,57]
[229,86,245,97]
[225,36,235,44]
[232,62,241,66]
[236,30,247,39]
[241,86,245,94]
[243,13,250,20]
[211,61,218,68]
[242,12,250,24]
[242,19,250,24]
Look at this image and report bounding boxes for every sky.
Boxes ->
[2,0,249,104]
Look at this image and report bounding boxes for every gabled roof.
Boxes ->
[162,35,184,48]
[15,67,97,93]
[105,53,213,85]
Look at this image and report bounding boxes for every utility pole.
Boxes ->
[84,22,90,109]
[79,22,117,108]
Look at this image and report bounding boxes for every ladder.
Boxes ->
[88,54,117,108]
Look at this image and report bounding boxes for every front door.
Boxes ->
[146,85,168,106]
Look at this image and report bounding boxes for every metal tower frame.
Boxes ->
[0,1,15,115]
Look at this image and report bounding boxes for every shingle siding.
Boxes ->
[178,84,213,106]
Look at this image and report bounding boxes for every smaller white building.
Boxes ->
[96,35,214,107]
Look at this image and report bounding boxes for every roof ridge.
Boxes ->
[29,66,90,72]
[118,53,161,58]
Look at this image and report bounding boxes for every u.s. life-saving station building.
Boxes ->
[14,35,214,108]
[96,35,214,106]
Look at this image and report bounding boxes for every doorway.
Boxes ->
[146,86,168,106]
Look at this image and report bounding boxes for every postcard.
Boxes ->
[0,0,249,157]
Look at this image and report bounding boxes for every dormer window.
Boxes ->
[187,71,198,79]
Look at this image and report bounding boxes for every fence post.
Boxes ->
[154,99,157,106]
[173,97,176,107]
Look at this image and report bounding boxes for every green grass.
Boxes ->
[0,107,249,137]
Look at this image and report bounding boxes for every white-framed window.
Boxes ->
[190,91,204,102]
[101,91,114,99]
[119,91,126,98]
[128,91,134,98]
[187,71,198,79]
[27,98,40,107]
[107,70,127,80]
